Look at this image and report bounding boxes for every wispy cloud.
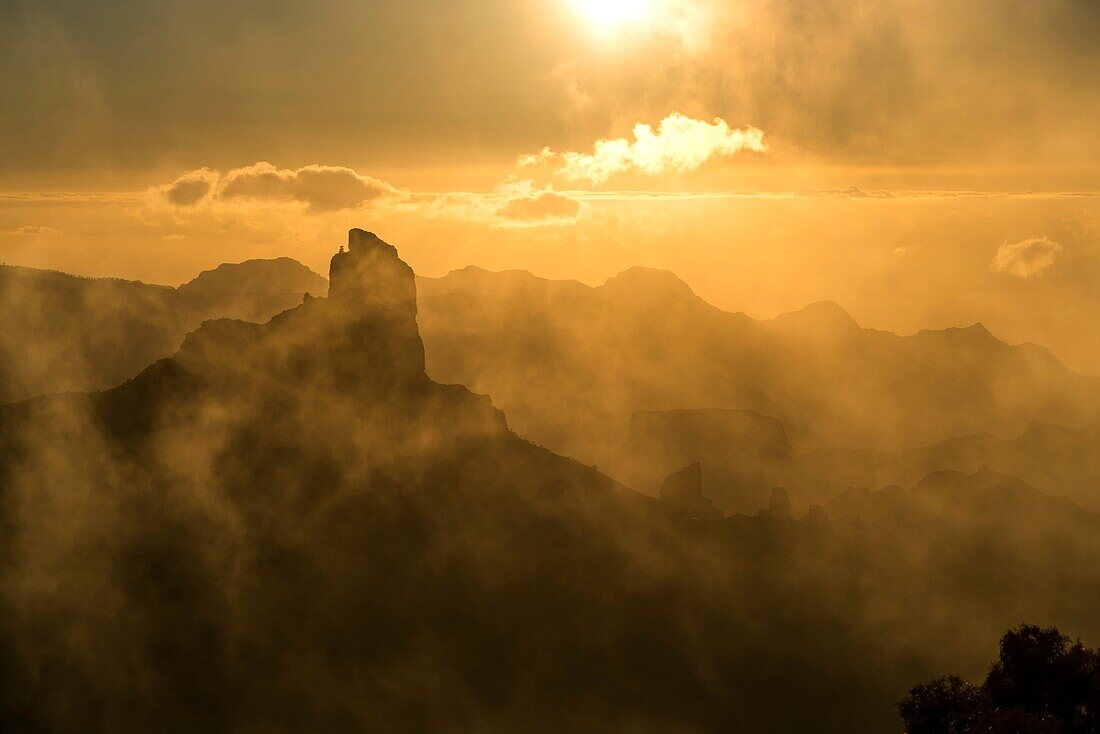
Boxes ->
[989,236,1063,278]
[0,192,143,204]
[522,113,767,185]
[535,189,1100,202]
[0,225,63,237]
[495,191,584,226]
[422,179,585,228]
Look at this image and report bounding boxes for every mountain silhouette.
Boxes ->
[790,419,1100,511]
[827,466,1091,527]
[417,266,1100,456]
[3,233,1100,732]
[595,408,796,515]
[597,405,1100,515]
[181,257,328,296]
[11,257,1093,463]
[0,259,327,404]
[658,462,722,519]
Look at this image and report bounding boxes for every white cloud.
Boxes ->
[517,147,555,168]
[528,113,767,185]
[989,237,1063,278]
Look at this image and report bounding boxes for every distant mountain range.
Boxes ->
[416,266,1100,455]
[596,407,1100,515]
[5,254,1098,519]
[3,231,1099,732]
[181,257,328,296]
[0,259,326,403]
[6,256,1095,456]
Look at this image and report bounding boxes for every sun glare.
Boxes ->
[572,0,649,30]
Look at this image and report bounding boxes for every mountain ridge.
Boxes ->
[417,266,1100,454]
[4,232,1100,732]
[181,256,328,295]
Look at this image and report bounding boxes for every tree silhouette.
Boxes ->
[899,625,1100,733]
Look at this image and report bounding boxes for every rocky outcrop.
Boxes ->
[766,487,792,519]
[175,229,431,395]
[659,462,723,519]
[604,408,793,515]
[324,228,428,387]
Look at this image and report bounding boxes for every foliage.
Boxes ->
[900,625,1100,733]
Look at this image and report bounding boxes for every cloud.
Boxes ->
[496,191,584,226]
[0,193,142,204]
[548,0,1100,170]
[517,147,555,168]
[0,225,62,237]
[527,113,767,185]
[990,237,1063,278]
[218,162,406,211]
[423,180,583,228]
[164,168,218,207]
[833,185,894,199]
[146,163,409,217]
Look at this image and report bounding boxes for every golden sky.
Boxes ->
[2,0,1099,371]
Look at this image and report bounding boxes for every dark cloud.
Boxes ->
[556,0,1100,166]
[0,0,567,173]
[165,170,216,207]
[4,0,1098,173]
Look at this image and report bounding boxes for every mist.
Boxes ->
[3,1,1099,730]
[1,230,1099,732]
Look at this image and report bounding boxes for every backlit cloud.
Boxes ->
[164,168,218,207]
[527,113,767,185]
[990,237,1063,278]
[423,180,584,228]
[148,163,409,215]
[496,191,584,226]
[219,162,406,211]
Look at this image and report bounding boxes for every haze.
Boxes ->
[2,0,1098,372]
[3,2,1100,732]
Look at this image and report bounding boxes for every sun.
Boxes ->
[571,0,650,30]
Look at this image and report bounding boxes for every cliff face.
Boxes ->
[326,228,427,385]
[0,234,708,733]
[171,229,434,401]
